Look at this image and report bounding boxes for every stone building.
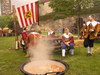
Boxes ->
[0,0,11,15]
[0,0,52,16]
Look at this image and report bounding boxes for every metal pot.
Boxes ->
[20,59,69,75]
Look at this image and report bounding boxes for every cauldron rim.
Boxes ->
[20,59,69,75]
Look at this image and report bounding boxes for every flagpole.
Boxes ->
[38,1,39,25]
[12,5,19,50]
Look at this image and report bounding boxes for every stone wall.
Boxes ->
[34,13,100,33]
[39,2,53,16]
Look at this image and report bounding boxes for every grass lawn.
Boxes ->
[0,37,100,75]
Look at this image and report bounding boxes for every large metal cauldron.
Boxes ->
[20,59,69,75]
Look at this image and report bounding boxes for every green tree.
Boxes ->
[49,0,94,16]
[0,16,13,29]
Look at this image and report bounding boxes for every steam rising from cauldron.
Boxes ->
[28,38,54,61]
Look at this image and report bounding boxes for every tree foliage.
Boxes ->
[49,0,95,18]
[49,0,74,15]
[0,16,14,29]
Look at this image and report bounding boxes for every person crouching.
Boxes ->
[61,28,74,57]
[25,31,41,58]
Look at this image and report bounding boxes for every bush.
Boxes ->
[53,13,66,20]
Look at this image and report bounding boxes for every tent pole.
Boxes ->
[12,5,19,50]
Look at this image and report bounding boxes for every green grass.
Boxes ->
[0,37,100,75]
[53,43,100,75]
[0,37,27,75]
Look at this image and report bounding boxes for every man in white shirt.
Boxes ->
[84,15,98,56]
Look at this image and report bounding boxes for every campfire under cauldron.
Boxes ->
[20,59,69,75]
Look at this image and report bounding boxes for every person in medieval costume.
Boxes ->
[61,28,74,57]
[80,21,87,39]
[25,30,41,58]
[0,28,3,37]
[97,22,100,38]
[47,28,55,38]
[83,15,99,56]
[21,27,28,50]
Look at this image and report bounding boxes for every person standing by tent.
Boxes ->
[83,15,99,56]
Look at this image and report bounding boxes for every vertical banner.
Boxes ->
[11,0,39,28]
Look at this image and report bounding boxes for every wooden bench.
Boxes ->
[46,37,62,49]
[48,37,84,49]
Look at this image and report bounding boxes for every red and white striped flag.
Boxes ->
[11,0,39,28]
